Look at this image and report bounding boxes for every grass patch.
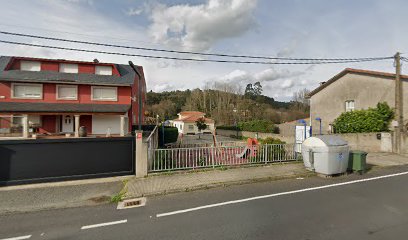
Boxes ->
[111,179,129,203]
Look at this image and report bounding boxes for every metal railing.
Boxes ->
[146,125,159,166]
[149,143,298,172]
[164,140,247,149]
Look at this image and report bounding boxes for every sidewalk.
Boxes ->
[367,152,408,167]
[0,162,309,214]
[125,162,310,198]
[2,153,408,215]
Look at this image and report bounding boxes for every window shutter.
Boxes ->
[92,87,117,100]
[95,66,112,75]
[58,86,77,99]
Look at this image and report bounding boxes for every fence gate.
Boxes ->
[295,125,311,153]
[0,137,135,186]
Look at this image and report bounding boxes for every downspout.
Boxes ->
[129,61,143,131]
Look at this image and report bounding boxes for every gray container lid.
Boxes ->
[313,135,348,146]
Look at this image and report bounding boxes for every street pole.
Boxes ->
[394,52,403,154]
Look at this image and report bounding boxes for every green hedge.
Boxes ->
[217,120,279,133]
[258,137,285,144]
[158,126,178,147]
[333,102,394,133]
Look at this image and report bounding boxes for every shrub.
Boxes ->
[258,137,286,144]
[158,126,178,147]
[217,125,240,131]
[333,102,394,133]
[217,120,279,133]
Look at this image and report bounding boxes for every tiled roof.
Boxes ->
[0,102,130,113]
[0,56,136,86]
[174,115,214,123]
[308,68,408,98]
[179,111,205,116]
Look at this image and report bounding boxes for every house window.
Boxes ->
[188,125,194,130]
[12,115,23,126]
[12,83,42,99]
[57,85,78,100]
[95,66,112,75]
[91,86,117,101]
[20,61,41,71]
[345,100,355,112]
[59,63,78,73]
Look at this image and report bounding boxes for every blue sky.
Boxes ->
[0,0,407,100]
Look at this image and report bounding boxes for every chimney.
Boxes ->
[93,59,99,63]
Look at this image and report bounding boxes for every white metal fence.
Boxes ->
[149,143,299,172]
[164,141,247,149]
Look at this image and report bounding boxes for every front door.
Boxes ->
[61,115,74,133]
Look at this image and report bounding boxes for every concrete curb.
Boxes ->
[124,171,316,199]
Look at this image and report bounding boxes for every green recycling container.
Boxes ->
[348,150,368,173]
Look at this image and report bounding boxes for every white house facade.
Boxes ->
[170,111,215,135]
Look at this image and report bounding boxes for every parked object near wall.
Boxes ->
[302,135,350,175]
[79,126,87,137]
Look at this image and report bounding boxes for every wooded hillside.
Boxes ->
[146,82,309,126]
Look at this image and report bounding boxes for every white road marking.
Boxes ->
[0,235,32,240]
[157,171,408,218]
[81,219,127,230]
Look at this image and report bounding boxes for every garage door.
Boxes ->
[92,115,121,134]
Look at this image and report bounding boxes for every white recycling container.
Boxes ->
[302,135,349,175]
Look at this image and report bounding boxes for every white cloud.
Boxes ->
[126,7,143,16]
[217,67,305,85]
[152,83,174,92]
[220,69,249,83]
[147,0,257,51]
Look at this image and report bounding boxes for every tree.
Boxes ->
[195,117,207,139]
[244,83,254,98]
[253,81,263,96]
[150,99,177,121]
[290,88,310,112]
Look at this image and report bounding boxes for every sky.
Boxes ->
[0,0,407,101]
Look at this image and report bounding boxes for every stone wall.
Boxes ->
[216,129,295,143]
[332,132,392,153]
[217,129,393,153]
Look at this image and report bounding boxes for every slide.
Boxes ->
[236,146,251,159]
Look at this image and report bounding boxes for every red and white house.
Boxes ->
[0,56,146,137]
[170,111,215,135]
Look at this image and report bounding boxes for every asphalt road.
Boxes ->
[1,165,408,240]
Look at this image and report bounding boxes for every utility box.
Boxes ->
[348,150,367,174]
[302,135,350,175]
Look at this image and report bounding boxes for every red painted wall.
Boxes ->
[79,115,92,133]
[0,82,131,105]
[0,117,11,128]
[41,62,59,72]
[40,115,56,133]
[131,66,147,126]
[7,58,120,76]
[79,64,94,74]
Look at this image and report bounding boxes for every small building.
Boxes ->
[308,68,408,134]
[170,111,215,135]
[0,56,146,138]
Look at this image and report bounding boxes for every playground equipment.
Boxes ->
[235,138,259,159]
